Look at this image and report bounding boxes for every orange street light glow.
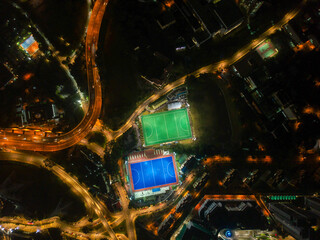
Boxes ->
[23,73,34,81]
[164,0,174,8]
[303,106,314,114]
[263,156,272,163]
[247,156,257,162]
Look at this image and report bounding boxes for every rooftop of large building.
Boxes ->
[231,51,264,78]
[185,0,221,34]
[198,198,268,229]
[212,0,244,30]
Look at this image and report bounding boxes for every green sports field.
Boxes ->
[141,108,192,146]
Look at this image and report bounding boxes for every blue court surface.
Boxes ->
[129,156,178,191]
[21,35,36,50]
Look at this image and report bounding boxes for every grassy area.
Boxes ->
[98,0,153,130]
[104,128,137,176]
[88,131,106,147]
[141,109,192,146]
[168,74,248,158]
[188,74,232,153]
[176,154,188,165]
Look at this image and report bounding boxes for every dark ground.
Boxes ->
[98,0,154,130]
[0,162,86,222]
[20,0,89,55]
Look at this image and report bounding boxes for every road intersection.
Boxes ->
[0,0,306,151]
[0,0,309,239]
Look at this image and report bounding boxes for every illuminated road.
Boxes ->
[105,0,307,140]
[0,151,118,240]
[0,0,309,238]
[112,170,196,240]
[111,79,186,140]
[0,152,274,239]
[0,0,107,151]
[14,158,274,240]
[0,216,100,240]
[79,138,105,158]
[115,183,136,240]
[0,0,306,151]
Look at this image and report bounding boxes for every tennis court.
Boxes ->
[141,108,192,146]
[256,39,278,59]
[128,155,178,192]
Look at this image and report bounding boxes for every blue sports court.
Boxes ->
[21,35,36,50]
[129,156,178,191]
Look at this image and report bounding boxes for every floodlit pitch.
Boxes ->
[141,108,192,146]
[20,35,39,56]
[128,155,178,192]
[256,39,278,59]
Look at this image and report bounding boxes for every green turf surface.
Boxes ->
[263,49,276,58]
[257,42,270,53]
[141,108,192,146]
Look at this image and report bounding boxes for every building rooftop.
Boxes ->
[156,10,176,30]
[232,51,264,78]
[186,0,221,35]
[168,101,182,110]
[198,199,267,229]
[25,103,59,124]
[211,0,244,32]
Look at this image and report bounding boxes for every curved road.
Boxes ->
[0,0,307,151]
[0,151,118,240]
[110,0,306,140]
[0,1,308,239]
[0,150,183,240]
[0,0,106,151]
[0,216,104,240]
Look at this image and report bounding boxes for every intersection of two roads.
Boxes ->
[0,0,306,151]
[0,0,308,239]
[0,151,196,240]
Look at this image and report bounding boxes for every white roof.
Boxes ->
[168,102,182,110]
